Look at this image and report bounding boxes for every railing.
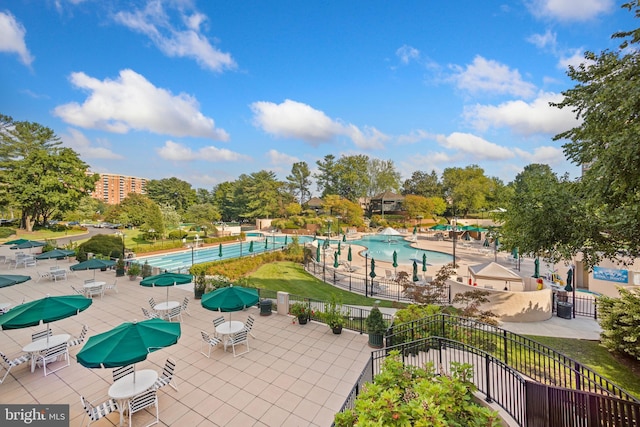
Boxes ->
[552,291,598,319]
[386,314,637,402]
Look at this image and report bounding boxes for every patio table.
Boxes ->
[108,369,158,426]
[216,321,244,351]
[22,333,70,372]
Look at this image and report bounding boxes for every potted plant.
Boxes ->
[322,297,346,334]
[194,272,206,300]
[115,256,125,277]
[141,260,152,278]
[290,302,311,325]
[366,306,387,348]
[127,263,141,281]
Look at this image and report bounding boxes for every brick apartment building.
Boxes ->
[90,173,147,204]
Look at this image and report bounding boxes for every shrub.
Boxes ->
[0,227,16,239]
[366,307,387,335]
[168,230,188,240]
[78,234,124,258]
[598,288,640,360]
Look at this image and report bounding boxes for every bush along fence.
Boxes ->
[336,314,640,427]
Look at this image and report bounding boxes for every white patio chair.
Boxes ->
[166,306,182,323]
[36,342,69,376]
[228,330,250,357]
[69,324,88,348]
[200,331,221,358]
[80,395,118,426]
[70,285,85,296]
[0,351,30,384]
[180,297,190,316]
[104,279,118,294]
[243,314,256,339]
[36,271,50,282]
[385,270,396,280]
[112,364,134,382]
[52,269,67,281]
[212,316,225,338]
[149,298,157,309]
[154,357,177,391]
[86,284,104,300]
[128,389,159,427]
[84,279,95,285]
[142,307,160,319]
[32,329,52,342]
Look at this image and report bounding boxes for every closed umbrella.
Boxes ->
[534,258,540,278]
[413,226,417,235]
[483,238,490,247]
[71,258,116,279]
[342,234,346,243]
[412,260,419,282]
[140,272,193,304]
[284,235,288,245]
[565,268,574,292]
[264,238,268,250]
[35,249,75,260]
[422,253,427,273]
[333,251,339,268]
[337,241,341,255]
[316,244,321,262]
[77,318,180,380]
[248,241,254,253]
[369,258,376,278]
[512,247,519,260]
[0,274,31,288]
[392,250,398,277]
[201,285,259,321]
[218,244,223,258]
[347,246,352,263]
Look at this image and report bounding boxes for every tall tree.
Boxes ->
[441,165,491,217]
[314,154,339,197]
[335,154,370,202]
[286,161,312,205]
[145,177,196,213]
[366,158,401,199]
[212,181,239,222]
[0,116,97,231]
[552,1,640,265]
[402,170,442,198]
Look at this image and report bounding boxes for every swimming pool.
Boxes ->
[135,233,451,272]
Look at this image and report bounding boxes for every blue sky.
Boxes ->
[0,1,634,191]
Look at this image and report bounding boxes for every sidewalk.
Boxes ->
[501,315,602,340]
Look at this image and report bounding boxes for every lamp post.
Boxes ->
[322,238,328,282]
[365,253,369,297]
[336,215,341,239]
[326,219,333,238]
[452,217,458,268]
[238,238,242,258]
[272,229,275,251]
[190,245,194,267]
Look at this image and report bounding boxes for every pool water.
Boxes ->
[136,233,451,272]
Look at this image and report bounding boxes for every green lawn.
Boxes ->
[247,261,399,308]
[0,228,86,243]
[526,335,640,399]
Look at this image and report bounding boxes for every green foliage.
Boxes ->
[127,263,141,277]
[334,351,501,426]
[322,296,347,329]
[190,251,289,280]
[442,165,493,217]
[76,247,87,262]
[0,227,16,239]
[452,289,499,326]
[78,234,124,258]
[290,301,311,317]
[394,304,443,325]
[598,288,640,361]
[365,306,387,334]
[141,261,152,278]
[145,177,197,213]
[167,230,188,240]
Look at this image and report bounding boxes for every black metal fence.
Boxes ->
[552,290,598,319]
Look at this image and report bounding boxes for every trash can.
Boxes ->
[260,299,273,316]
[557,301,572,319]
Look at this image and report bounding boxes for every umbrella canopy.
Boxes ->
[218,243,223,258]
[201,285,259,313]
[422,253,427,272]
[140,272,193,303]
[316,244,321,262]
[430,224,451,231]
[412,260,419,282]
[342,234,346,243]
[534,258,540,278]
[347,246,352,263]
[70,259,116,279]
[333,251,339,268]
[3,238,30,246]
[378,227,401,236]
[10,240,46,250]
[248,241,254,253]
[413,226,417,235]
[35,249,75,260]
[565,268,574,292]
[264,238,268,250]
[77,318,181,368]
[0,295,92,330]
[0,274,31,288]
[337,241,341,255]
[284,235,288,245]
[392,250,398,268]
[483,238,490,247]
[369,258,376,278]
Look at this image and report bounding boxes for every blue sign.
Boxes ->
[593,267,628,284]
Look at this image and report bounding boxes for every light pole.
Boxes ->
[365,253,369,297]
[326,219,333,238]
[336,215,341,239]
[272,229,275,251]
[238,238,242,257]
[190,245,194,267]
[452,217,458,268]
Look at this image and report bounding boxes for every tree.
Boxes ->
[286,161,312,205]
[402,194,446,221]
[315,154,339,197]
[0,116,97,231]
[212,181,239,221]
[598,287,640,361]
[236,170,287,219]
[184,203,221,230]
[442,165,492,217]
[551,2,640,266]
[145,177,196,213]
[158,203,181,233]
[366,158,401,200]
[335,155,370,202]
[402,170,442,198]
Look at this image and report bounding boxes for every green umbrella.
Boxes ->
[248,241,254,253]
[334,251,339,268]
[201,285,259,321]
[3,238,30,246]
[422,253,427,272]
[337,241,341,255]
[413,226,417,235]
[71,258,117,279]
[392,250,398,268]
[264,238,268,250]
[284,235,288,245]
[140,272,193,304]
[0,295,92,341]
[0,275,31,288]
[342,234,346,243]
[347,245,352,263]
[430,224,451,231]
[35,249,75,260]
[483,238,490,247]
[565,268,574,292]
[77,318,181,368]
[534,258,540,278]
[316,244,321,261]
[511,247,519,260]
[218,243,223,258]
[10,240,46,250]
[412,260,419,282]
[369,258,376,278]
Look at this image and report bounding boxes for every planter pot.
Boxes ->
[298,315,308,325]
[331,325,343,334]
[115,269,125,277]
[194,288,204,300]
[368,333,384,348]
[100,267,107,271]
[128,275,137,281]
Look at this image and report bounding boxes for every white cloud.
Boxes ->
[0,11,34,66]
[527,0,614,21]
[450,56,536,98]
[114,0,236,72]
[396,45,420,64]
[266,149,299,166]
[396,129,435,144]
[464,91,580,136]
[250,99,388,149]
[54,69,229,140]
[157,140,248,162]
[527,29,557,51]
[558,48,591,70]
[514,145,565,164]
[436,132,514,160]
[60,128,123,159]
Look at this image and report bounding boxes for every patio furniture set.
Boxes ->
[144,296,190,322]
[200,314,254,358]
